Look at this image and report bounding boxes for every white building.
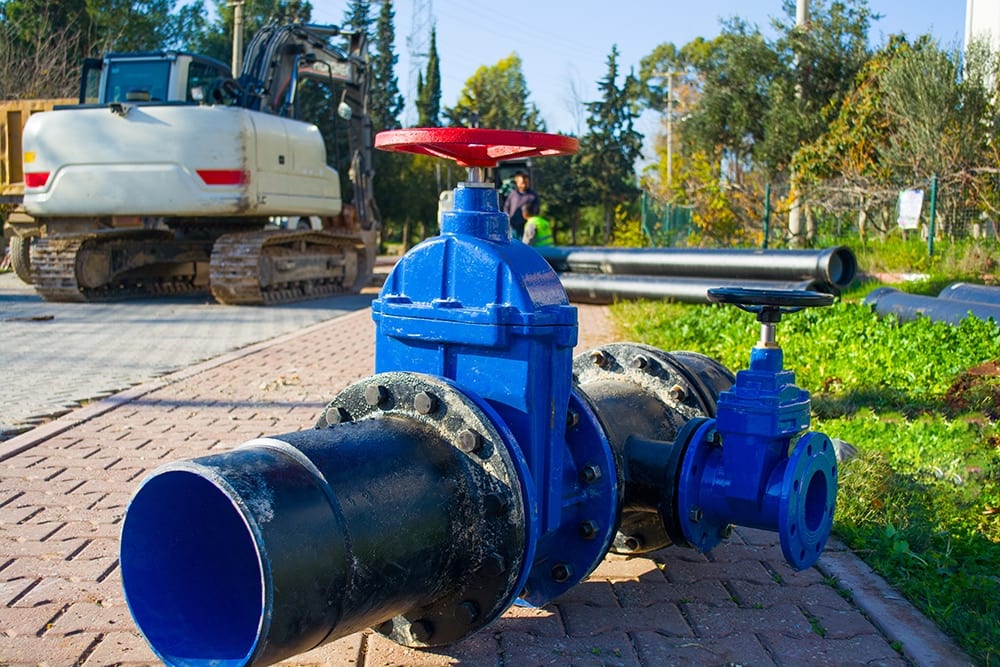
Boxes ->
[966,0,1000,52]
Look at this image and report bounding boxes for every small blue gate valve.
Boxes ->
[678,287,839,569]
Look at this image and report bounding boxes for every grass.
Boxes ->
[610,279,1000,666]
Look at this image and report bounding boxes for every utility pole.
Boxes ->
[666,71,674,190]
[787,0,809,246]
[230,0,245,77]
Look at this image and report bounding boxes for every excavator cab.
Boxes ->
[76,52,233,106]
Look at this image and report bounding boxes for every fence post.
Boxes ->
[928,174,938,258]
[762,183,772,249]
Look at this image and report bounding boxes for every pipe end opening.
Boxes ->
[120,469,265,665]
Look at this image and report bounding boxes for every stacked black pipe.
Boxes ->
[536,246,857,305]
[865,282,1000,325]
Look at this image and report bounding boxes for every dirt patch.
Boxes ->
[946,360,1000,419]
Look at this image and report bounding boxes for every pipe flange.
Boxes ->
[778,432,838,570]
[676,419,728,552]
[318,371,534,647]
[573,343,734,554]
[573,343,716,427]
[519,391,617,606]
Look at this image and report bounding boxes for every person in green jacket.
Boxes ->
[520,200,553,246]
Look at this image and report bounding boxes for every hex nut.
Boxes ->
[630,354,651,370]
[689,506,703,523]
[669,383,687,401]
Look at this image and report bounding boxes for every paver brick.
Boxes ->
[363,629,499,666]
[612,579,735,608]
[632,629,778,667]
[499,630,640,667]
[491,604,565,638]
[759,629,907,666]
[560,600,692,637]
[83,630,158,665]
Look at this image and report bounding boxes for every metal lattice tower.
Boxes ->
[405,0,433,126]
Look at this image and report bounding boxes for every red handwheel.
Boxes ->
[374,128,579,168]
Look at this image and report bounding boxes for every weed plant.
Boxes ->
[611,289,1000,665]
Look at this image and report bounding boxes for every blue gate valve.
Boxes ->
[117,130,843,667]
[677,287,839,569]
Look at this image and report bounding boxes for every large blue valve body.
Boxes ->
[372,183,618,605]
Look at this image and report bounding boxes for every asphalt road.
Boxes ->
[0,271,376,438]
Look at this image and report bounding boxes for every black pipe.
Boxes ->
[864,287,1000,326]
[537,246,857,289]
[938,282,1000,306]
[559,273,820,305]
[120,374,526,665]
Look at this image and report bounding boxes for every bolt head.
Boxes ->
[589,350,609,368]
[579,519,599,539]
[630,354,650,370]
[551,562,572,582]
[414,391,438,415]
[689,506,703,523]
[364,384,388,407]
[482,552,506,577]
[566,409,580,430]
[484,492,508,517]
[720,523,733,539]
[324,406,349,425]
[622,535,642,551]
[409,619,434,642]
[457,429,482,453]
[669,383,687,401]
[456,600,480,624]
[580,464,602,484]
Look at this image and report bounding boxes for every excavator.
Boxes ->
[3,20,379,305]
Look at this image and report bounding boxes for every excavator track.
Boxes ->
[209,229,368,305]
[30,229,207,302]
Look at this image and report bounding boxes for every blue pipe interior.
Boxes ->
[120,470,264,666]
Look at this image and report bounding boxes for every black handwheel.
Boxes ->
[707,287,834,323]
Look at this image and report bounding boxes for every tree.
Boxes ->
[758,0,873,177]
[575,45,643,243]
[0,0,211,99]
[369,0,403,132]
[443,53,544,130]
[680,21,779,185]
[342,0,371,37]
[415,27,441,127]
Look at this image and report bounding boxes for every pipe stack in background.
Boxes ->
[536,246,857,305]
[864,282,1000,326]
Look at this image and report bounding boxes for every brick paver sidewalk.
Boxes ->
[0,305,971,666]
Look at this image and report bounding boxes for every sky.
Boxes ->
[305,0,968,135]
